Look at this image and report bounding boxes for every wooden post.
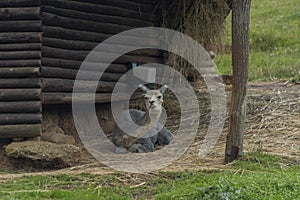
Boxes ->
[225,0,250,163]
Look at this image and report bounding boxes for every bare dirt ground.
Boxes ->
[0,82,299,178]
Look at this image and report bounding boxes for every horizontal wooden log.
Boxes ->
[0,89,41,101]
[0,59,40,67]
[0,67,40,77]
[43,92,133,104]
[0,124,41,139]
[41,66,123,82]
[42,0,158,22]
[0,114,41,125]
[0,0,40,8]
[41,6,158,28]
[0,101,41,113]
[41,78,128,93]
[74,0,158,12]
[41,46,162,64]
[0,7,40,20]
[126,0,157,5]
[0,32,41,44]
[0,51,40,60]
[41,58,128,73]
[41,12,135,36]
[42,26,159,47]
[0,43,41,51]
[0,78,41,88]
[0,20,41,32]
[42,37,162,57]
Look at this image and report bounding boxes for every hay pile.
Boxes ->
[159,0,231,80]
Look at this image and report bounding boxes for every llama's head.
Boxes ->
[139,84,168,111]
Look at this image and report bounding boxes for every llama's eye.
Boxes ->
[157,95,162,99]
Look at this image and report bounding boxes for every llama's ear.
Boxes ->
[138,84,149,92]
[160,85,168,94]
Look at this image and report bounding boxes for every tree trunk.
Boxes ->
[225,0,250,163]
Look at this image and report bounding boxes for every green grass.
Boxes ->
[0,152,299,200]
[215,0,300,81]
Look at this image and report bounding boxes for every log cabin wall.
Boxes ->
[40,0,163,104]
[0,0,42,139]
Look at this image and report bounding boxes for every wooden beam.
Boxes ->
[0,20,41,32]
[0,7,40,20]
[0,0,40,8]
[0,89,41,101]
[41,78,128,93]
[41,58,128,73]
[0,43,41,51]
[0,51,40,60]
[225,0,250,163]
[0,67,40,77]
[0,78,41,88]
[0,32,42,44]
[41,66,123,82]
[0,124,41,139]
[0,114,42,125]
[0,101,41,113]
[0,59,41,67]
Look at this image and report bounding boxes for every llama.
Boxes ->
[112,84,173,153]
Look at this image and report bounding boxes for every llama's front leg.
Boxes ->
[128,138,155,153]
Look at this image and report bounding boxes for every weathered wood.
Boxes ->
[0,78,41,88]
[0,0,40,8]
[0,67,40,77]
[0,20,41,32]
[42,46,162,64]
[0,43,41,51]
[74,0,158,12]
[41,66,123,82]
[0,89,41,101]
[42,78,128,93]
[42,26,159,47]
[43,92,132,104]
[0,7,40,20]
[225,0,250,163]
[42,37,162,57]
[41,58,128,73]
[0,124,41,139]
[0,114,42,125]
[0,32,41,44]
[0,51,40,60]
[0,59,40,67]
[0,101,41,113]
[41,0,158,22]
[41,6,158,28]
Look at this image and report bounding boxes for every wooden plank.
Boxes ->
[42,26,160,47]
[41,0,158,22]
[225,0,250,163]
[41,6,158,28]
[41,46,162,64]
[0,89,41,101]
[0,78,41,88]
[0,0,40,8]
[41,58,128,73]
[41,12,136,36]
[0,59,40,67]
[0,20,41,32]
[41,66,123,82]
[42,37,162,57]
[0,43,41,51]
[0,67,40,77]
[0,51,40,60]
[42,92,133,104]
[0,32,41,44]
[0,124,41,139]
[0,114,42,125]
[41,78,128,93]
[0,7,40,20]
[0,101,41,113]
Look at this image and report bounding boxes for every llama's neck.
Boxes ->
[136,109,161,126]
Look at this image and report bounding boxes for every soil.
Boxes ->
[0,82,299,178]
